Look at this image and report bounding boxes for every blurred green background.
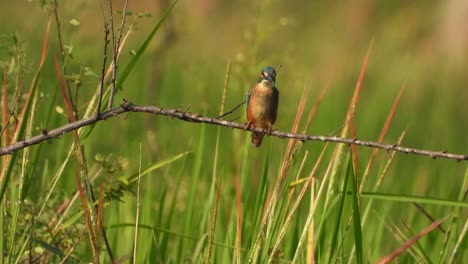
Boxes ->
[1,0,467,262]
[2,0,464,192]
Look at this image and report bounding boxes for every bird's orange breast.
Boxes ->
[247,83,279,129]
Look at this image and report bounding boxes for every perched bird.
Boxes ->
[246,66,279,147]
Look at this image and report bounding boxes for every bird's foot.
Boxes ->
[244,121,252,130]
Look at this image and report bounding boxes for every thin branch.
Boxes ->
[0,101,466,162]
[97,22,110,117]
[107,0,116,109]
[52,1,78,119]
[51,1,65,60]
[116,0,129,57]
[0,101,18,138]
[108,0,129,109]
[217,100,245,119]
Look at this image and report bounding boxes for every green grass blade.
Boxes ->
[361,192,468,208]
[0,18,51,201]
[127,151,190,183]
[328,151,351,263]
[116,0,178,89]
[402,222,433,264]
[447,165,468,263]
[348,154,363,264]
[31,237,65,258]
[179,123,206,262]
[61,210,85,230]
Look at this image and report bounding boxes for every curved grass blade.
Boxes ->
[328,152,352,263]
[361,192,468,208]
[127,151,190,183]
[0,17,51,201]
[376,217,448,264]
[348,153,363,264]
[116,0,178,90]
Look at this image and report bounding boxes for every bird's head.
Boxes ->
[259,66,277,85]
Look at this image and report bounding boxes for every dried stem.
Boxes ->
[107,0,129,109]
[0,101,466,162]
[52,0,78,118]
[97,23,110,116]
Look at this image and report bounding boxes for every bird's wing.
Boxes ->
[245,89,252,112]
[272,86,279,122]
[274,86,279,107]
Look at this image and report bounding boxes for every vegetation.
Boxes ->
[0,0,466,263]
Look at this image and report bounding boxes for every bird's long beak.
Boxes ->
[262,72,275,84]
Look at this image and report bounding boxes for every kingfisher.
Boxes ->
[245,66,279,147]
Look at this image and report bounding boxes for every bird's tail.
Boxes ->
[251,132,264,147]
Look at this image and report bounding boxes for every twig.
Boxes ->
[219,59,231,115]
[108,0,129,109]
[0,101,18,138]
[115,0,129,59]
[97,22,110,117]
[0,102,466,162]
[217,100,245,119]
[412,202,446,233]
[52,0,78,119]
[327,114,354,136]
[107,0,116,109]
